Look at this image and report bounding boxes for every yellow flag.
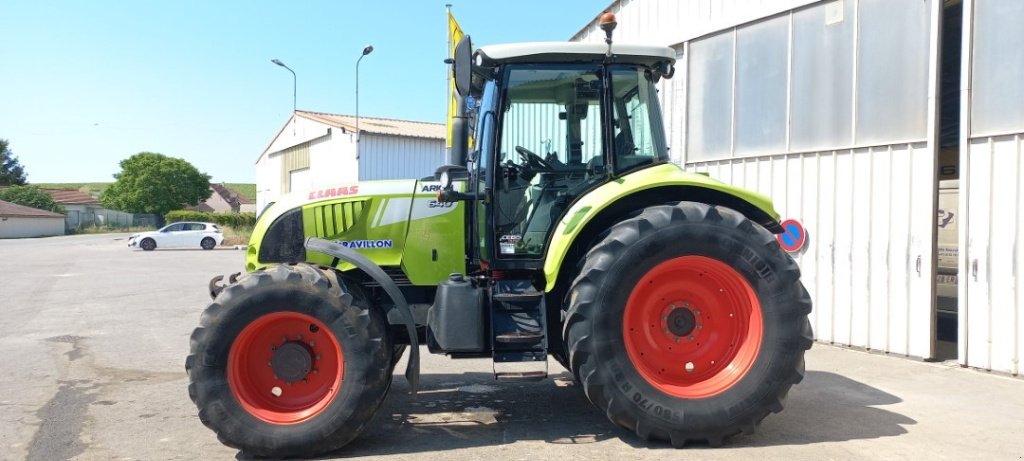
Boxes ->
[446,11,463,149]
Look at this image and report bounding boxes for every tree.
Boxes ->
[101,152,211,222]
[0,139,29,186]
[0,185,65,214]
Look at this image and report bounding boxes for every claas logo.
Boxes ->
[308,185,359,200]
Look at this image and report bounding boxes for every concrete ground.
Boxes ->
[1,233,1023,461]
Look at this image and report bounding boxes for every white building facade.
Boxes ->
[574,0,1024,374]
[255,111,445,212]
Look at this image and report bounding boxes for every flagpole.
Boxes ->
[446,3,452,143]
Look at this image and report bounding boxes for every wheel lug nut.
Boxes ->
[296,335,303,341]
[687,336,695,341]
[312,369,319,374]
[309,341,315,347]
[694,309,701,315]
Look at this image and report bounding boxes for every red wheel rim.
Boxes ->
[227,311,343,424]
[623,256,763,398]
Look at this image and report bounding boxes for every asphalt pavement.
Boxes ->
[1,233,1023,460]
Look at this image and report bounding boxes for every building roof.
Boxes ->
[43,188,101,205]
[0,199,65,218]
[295,111,446,140]
[211,183,254,205]
[476,42,676,66]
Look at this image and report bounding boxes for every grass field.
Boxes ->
[31,182,257,202]
[32,182,112,194]
[222,183,256,202]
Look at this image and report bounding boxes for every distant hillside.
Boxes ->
[31,182,256,202]
[32,182,111,194]
[223,183,256,202]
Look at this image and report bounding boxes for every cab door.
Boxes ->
[489,64,608,263]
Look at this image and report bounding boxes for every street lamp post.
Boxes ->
[355,45,374,157]
[271,59,297,113]
[271,59,297,134]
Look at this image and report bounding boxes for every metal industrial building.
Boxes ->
[574,0,1023,374]
[255,111,445,212]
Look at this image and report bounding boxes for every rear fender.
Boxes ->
[543,163,782,292]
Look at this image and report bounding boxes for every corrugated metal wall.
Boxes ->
[500,103,604,163]
[359,134,445,181]
[572,0,816,48]
[959,0,1024,375]
[575,0,944,359]
[277,142,310,193]
[688,144,935,357]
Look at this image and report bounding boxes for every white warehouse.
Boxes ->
[575,0,1024,374]
[256,110,445,212]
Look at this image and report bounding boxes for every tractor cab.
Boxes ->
[441,38,677,269]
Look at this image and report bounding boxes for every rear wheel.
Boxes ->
[564,202,812,447]
[201,237,216,250]
[187,264,392,458]
[140,238,156,251]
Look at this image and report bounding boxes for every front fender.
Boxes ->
[543,163,780,291]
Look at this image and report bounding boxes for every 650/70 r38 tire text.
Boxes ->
[186,263,393,458]
[564,202,813,447]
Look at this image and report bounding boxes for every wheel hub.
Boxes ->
[623,255,763,399]
[271,341,313,383]
[665,306,697,337]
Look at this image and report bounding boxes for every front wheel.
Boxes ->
[187,264,393,458]
[564,202,812,447]
[200,237,216,250]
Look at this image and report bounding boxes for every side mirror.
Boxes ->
[453,36,473,97]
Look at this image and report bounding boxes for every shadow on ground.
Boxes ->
[235,368,914,459]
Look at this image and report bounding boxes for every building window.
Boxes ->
[790,0,855,151]
[684,0,934,162]
[735,15,789,155]
[970,0,1024,136]
[855,0,931,145]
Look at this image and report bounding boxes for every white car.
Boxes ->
[128,222,224,251]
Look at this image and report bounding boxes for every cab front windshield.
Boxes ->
[491,64,667,258]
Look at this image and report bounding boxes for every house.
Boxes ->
[572,0,1024,373]
[191,184,256,214]
[0,199,65,238]
[41,188,149,229]
[255,111,446,212]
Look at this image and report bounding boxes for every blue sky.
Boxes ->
[0,1,607,183]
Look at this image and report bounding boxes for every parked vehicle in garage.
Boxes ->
[936,179,958,315]
[128,221,223,251]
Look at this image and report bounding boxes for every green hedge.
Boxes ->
[165,210,257,228]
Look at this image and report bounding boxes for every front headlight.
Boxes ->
[257,208,306,263]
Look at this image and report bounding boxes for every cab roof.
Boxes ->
[475,42,676,67]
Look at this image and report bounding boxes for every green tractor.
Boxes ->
[187,16,812,458]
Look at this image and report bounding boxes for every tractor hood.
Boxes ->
[246,178,465,285]
[257,179,422,227]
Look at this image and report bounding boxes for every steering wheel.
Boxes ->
[515,146,554,171]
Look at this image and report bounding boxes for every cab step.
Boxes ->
[493,351,548,380]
